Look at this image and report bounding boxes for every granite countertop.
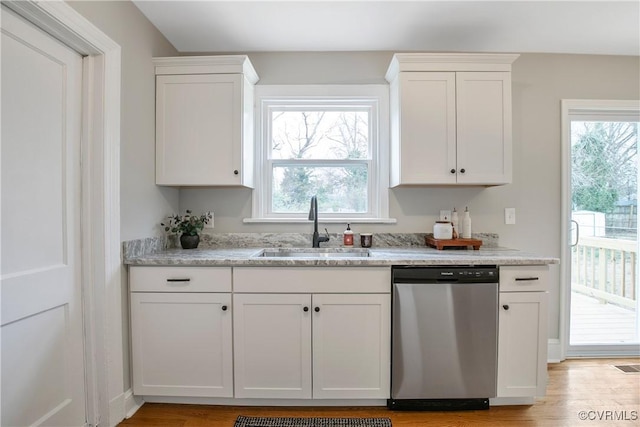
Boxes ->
[124,246,559,267]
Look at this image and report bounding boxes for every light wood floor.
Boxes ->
[119,359,640,427]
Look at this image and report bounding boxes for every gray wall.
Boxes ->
[180,52,640,344]
[69,0,639,396]
[68,0,179,394]
[70,0,180,241]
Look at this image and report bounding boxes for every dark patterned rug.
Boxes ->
[234,416,392,427]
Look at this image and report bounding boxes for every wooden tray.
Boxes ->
[425,236,483,250]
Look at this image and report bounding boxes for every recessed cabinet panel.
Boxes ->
[312,294,391,399]
[397,72,456,185]
[156,74,241,186]
[131,292,233,397]
[497,290,548,398]
[456,72,512,185]
[233,293,312,399]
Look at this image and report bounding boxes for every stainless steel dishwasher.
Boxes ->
[388,265,499,410]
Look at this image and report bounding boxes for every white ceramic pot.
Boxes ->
[433,221,453,239]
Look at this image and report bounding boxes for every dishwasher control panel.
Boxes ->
[392,265,499,283]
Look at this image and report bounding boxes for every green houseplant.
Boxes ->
[162,210,212,249]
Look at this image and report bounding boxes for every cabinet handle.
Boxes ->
[221,305,228,311]
[515,277,540,282]
[303,306,309,312]
[233,169,239,175]
[450,168,456,174]
[460,168,466,174]
[166,278,190,282]
[502,304,510,310]
[314,307,320,313]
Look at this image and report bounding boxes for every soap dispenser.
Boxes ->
[343,224,354,246]
[462,207,472,239]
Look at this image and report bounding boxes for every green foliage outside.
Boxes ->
[271,110,370,214]
[571,122,637,213]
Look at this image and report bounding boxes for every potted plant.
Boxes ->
[161,210,212,249]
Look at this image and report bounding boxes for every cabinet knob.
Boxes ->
[233,169,239,175]
[460,168,466,174]
[303,306,309,312]
[502,304,510,310]
[450,168,456,174]
[314,307,320,313]
[222,305,228,311]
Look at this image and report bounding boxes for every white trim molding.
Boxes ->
[3,1,123,425]
[250,84,391,223]
[560,99,640,361]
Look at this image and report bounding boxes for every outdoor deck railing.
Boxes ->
[571,236,637,309]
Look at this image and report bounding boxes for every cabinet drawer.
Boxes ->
[500,266,548,292]
[130,266,231,292]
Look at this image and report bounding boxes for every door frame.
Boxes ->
[3,1,123,425]
[560,99,640,360]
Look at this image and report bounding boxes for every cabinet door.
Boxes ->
[395,72,457,185]
[456,72,512,185]
[233,293,312,398]
[497,291,548,398]
[131,292,233,397]
[156,73,243,186]
[312,294,391,399]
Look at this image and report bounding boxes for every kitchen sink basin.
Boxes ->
[254,248,370,258]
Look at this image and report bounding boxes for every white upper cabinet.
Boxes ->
[386,53,518,186]
[154,56,258,187]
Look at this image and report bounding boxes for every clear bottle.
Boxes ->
[343,223,354,246]
[462,207,472,239]
[451,207,459,239]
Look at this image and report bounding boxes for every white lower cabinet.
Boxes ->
[312,293,391,399]
[233,293,312,399]
[232,267,391,400]
[497,266,549,398]
[130,267,233,397]
[233,292,390,400]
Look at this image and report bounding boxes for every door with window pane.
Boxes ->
[565,104,639,355]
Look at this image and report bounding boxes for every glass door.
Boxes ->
[564,103,639,356]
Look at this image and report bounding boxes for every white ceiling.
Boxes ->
[132,0,640,56]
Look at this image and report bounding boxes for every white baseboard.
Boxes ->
[109,393,125,427]
[124,389,145,418]
[547,338,562,363]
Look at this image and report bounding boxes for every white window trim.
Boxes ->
[245,84,395,224]
[559,99,640,360]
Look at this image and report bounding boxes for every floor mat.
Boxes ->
[234,416,392,427]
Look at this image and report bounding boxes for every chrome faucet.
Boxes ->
[308,195,330,248]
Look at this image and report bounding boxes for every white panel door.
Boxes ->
[233,293,312,398]
[398,72,457,185]
[497,291,548,398]
[1,8,86,427]
[312,294,391,399]
[156,73,242,186]
[131,292,233,397]
[456,72,512,185]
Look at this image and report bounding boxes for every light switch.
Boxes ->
[505,208,516,225]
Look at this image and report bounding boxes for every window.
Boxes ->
[248,85,392,223]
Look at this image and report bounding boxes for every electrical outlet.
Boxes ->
[204,212,214,229]
[440,210,452,221]
[505,208,516,225]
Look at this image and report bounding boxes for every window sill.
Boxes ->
[243,217,397,224]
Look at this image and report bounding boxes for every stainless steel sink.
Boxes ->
[254,248,370,258]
